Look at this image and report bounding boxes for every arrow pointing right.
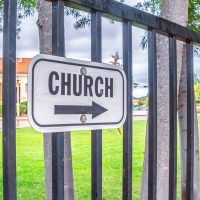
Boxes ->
[54,101,108,119]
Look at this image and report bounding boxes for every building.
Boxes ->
[0,58,31,102]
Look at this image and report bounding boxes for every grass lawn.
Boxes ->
[0,119,181,199]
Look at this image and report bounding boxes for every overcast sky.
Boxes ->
[0,0,200,98]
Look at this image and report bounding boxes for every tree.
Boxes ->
[0,0,36,37]
[0,0,93,36]
[139,1,200,200]
[188,0,200,32]
[135,0,200,55]
[37,1,74,200]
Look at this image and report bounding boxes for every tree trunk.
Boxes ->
[37,0,52,55]
[64,133,74,199]
[140,123,148,200]
[141,0,199,199]
[178,44,200,200]
[37,1,74,199]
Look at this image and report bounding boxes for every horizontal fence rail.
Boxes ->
[62,0,200,43]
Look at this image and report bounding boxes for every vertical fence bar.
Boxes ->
[186,42,194,200]
[168,36,177,200]
[2,0,17,199]
[122,20,132,200]
[91,10,102,200]
[52,0,65,57]
[52,1,65,199]
[148,28,157,200]
[52,133,64,200]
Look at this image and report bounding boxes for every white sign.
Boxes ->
[28,54,127,132]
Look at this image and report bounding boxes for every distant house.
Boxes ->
[0,58,31,102]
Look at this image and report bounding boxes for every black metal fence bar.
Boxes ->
[52,0,65,57]
[64,0,200,43]
[52,133,64,199]
[168,36,177,200]
[122,20,133,200]
[186,42,194,200]
[52,1,65,199]
[148,29,157,200]
[2,0,17,199]
[91,10,102,200]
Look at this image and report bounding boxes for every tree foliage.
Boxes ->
[0,0,36,37]
[188,0,200,32]
[135,0,200,55]
[136,0,200,32]
[194,73,200,84]
[0,0,95,33]
[195,83,200,103]
[194,73,200,103]
[70,0,200,40]
[134,0,161,15]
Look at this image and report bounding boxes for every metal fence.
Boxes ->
[2,0,200,199]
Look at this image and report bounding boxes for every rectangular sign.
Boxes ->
[28,54,127,132]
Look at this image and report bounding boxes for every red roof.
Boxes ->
[0,58,31,74]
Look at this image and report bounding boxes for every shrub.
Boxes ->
[19,101,27,115]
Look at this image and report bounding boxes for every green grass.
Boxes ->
[0,120,146,199]
[0,118,199,199]
[0,128,45,199]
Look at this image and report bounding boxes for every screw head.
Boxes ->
[80,67,87,75]
[80,114,87,124]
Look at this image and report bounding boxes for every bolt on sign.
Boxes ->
[28,54,127,132]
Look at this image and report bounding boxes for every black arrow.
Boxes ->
[54,101,108,119]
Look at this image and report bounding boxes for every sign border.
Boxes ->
[28,54,127,131]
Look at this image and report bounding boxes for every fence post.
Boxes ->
[186,42,194,200]
[168,36,177,200]
[2,0,17,199]
[148,28,157,200]
[51,0,65,199]
[91,10,102,200]
[123,20,133,200]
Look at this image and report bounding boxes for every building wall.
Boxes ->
[0,74,28,102]
[16,75,28,102]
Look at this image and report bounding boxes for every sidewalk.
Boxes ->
[0,116,30,128]
[133,111,148,120]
